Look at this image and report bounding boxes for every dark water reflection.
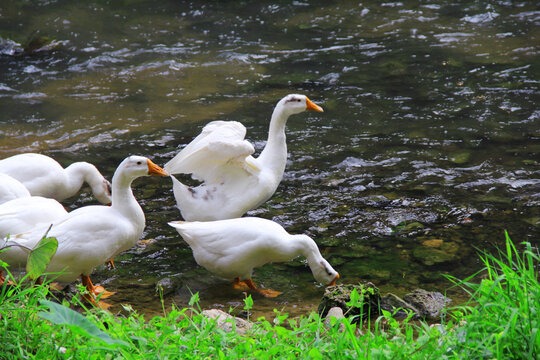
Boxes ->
[0,1,538,318]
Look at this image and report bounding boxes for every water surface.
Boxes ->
[0,0,538,318]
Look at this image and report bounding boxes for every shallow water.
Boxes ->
[0,1,538,319]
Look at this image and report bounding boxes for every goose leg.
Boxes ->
[233,277,250,290]
[107,258,115,270]
[244,278,282,298]
[0,269,15,286]
[80,274,115,300]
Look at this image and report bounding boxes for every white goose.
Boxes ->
[0,156,168,303]
[0,196,67,238]
[164,94,323,221]
[0,173,31,204]
[0,153,112,204]
[168,217,339,297]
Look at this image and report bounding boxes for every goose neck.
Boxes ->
[298,236,324,266]
[63,163,89,196]
[258,105,289,170]
[111,172,140,215]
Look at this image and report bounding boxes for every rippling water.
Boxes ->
[0,1,538,317]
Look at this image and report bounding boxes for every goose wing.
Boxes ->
[164,121,257,184]
[0,197,67,237]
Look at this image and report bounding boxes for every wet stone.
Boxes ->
[402,289,451,321]
[380,293,421,320]
[422,239,443,248]
[449,151,471,164]
[412,240,460,266]
[155,277,182,296]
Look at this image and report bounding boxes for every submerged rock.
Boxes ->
[0,34,63,56]
[412,240,460,266]
[317,283,380,322]
[402,289,451,321]
[155,277,182,296]
[449,151,471,164]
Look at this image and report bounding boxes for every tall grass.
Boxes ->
[0,233,538,359]
[443,231,539,359]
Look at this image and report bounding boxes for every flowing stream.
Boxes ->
[0,0,538,318]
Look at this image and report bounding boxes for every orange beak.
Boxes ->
[328,273,339,287]
[305,97,324,112]
[146,159,169,176]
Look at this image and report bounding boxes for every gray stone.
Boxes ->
[412,242,459,266]
[380,293,421,320]
[202,309,253,334]
[402,289,451,321]
[324,307,345,332]
[155,277,181,296]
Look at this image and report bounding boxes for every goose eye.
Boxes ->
[105,181,112,194]
[136,161,142,165]
[320,261,332,275]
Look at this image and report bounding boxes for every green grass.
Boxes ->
[0,232,538,359]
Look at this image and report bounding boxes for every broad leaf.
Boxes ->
[26,235,58,280]
[38,300,127,347]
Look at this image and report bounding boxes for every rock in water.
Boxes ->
[402,289,451,321]
[380,293,422,320]
[155,277,182,296]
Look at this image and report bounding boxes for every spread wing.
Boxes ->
[164,121,257,184]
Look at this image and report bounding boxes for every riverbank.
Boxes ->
[1,233,537,359]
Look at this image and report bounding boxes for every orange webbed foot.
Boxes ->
[93,285,116,299]
[233,277,251,291]
[257,288,283,298]
[80,274,115,304]
[97,301,112,310]
[242,278,283,297]
[0,270,16,286]
[48,282,64,291]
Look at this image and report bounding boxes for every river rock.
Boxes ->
[402,289,451,321]
[155,277,182,296]
[412,240,460,266]
[202,309,252,334]
[379,293,421,320]
[449,151,471,164]
[318,283,380,322]
[323,306,345,332]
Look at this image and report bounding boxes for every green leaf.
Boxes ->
[188,292,200,306]
[26,235,58,280]
[243,294,253,311]
[308,347,323,360]
[346,288,361,308]
[38,300,127,347]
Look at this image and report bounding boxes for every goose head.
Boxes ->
[312,257,340,287]
[114,155,169,183]
[295,234,339,286]
[276,94,324,117]
[93,179,112,204]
